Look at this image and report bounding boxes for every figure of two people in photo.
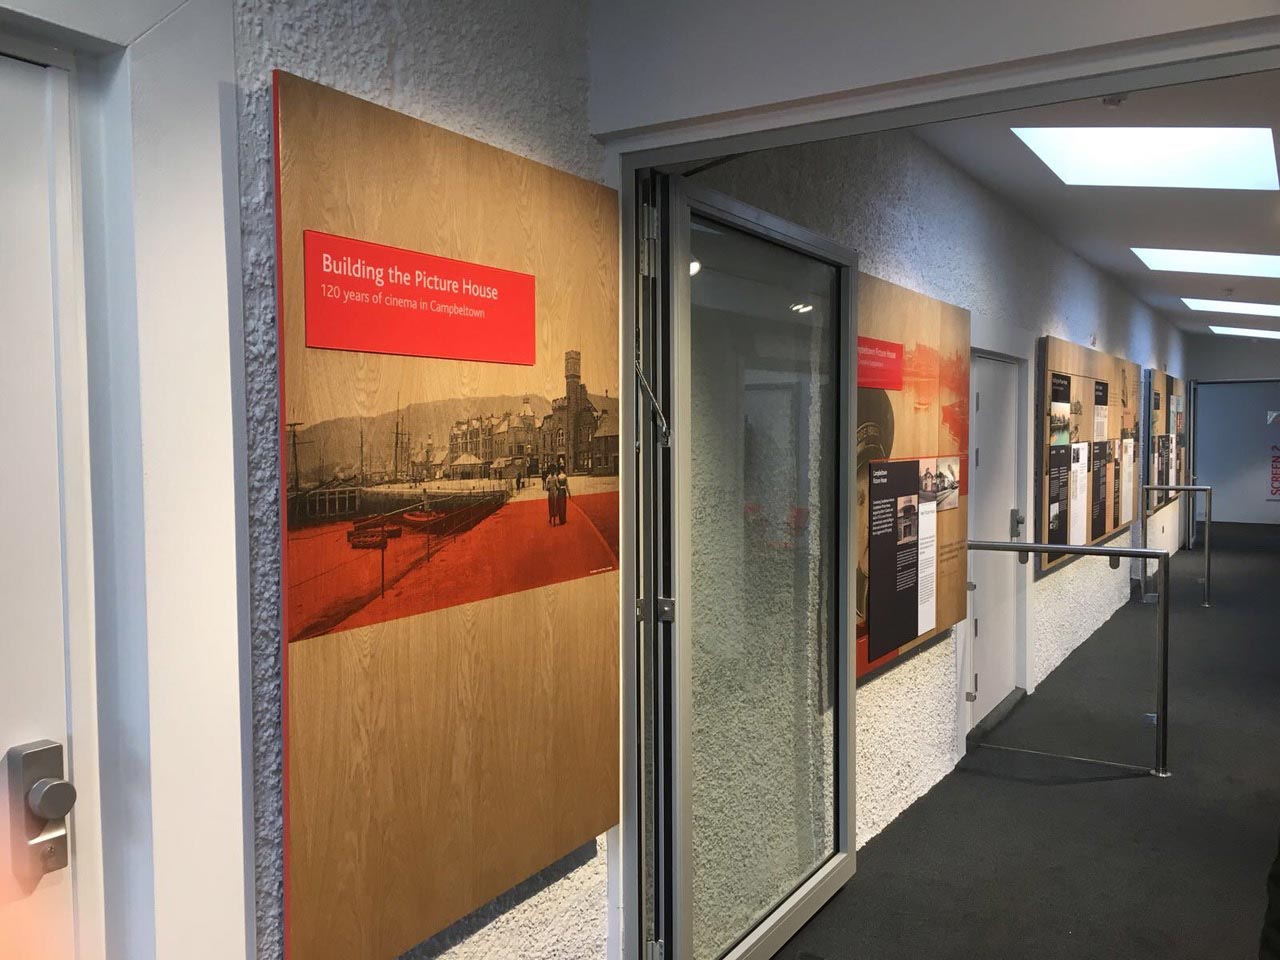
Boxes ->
[545,457,570,526]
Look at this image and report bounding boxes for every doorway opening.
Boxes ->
[623,53,1280,960]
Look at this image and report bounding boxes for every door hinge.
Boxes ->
[973,617,978,637]
[656,597,675,622]
[636,598,644,623]
[646,940,665,960]
[975,391,980,412]
[975,447,980,468]
[638,203,659,278]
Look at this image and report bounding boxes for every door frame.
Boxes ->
[636,173,857,960]
[963,350,1032,739]
[0,4,252,958]
[0,45,104,958]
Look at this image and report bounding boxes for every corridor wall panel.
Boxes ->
[1036,336,1141,574]
[1145,370,1188,513]
[856,274,969,677]
[273,72,619,960]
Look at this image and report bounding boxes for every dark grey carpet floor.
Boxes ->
[776,522,1280,960]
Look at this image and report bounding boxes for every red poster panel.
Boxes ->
[857,336,904,390]
[303,230,536,364]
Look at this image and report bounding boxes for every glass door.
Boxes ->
[636,173,857,960]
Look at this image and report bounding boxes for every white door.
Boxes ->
[0,53,103,959]
[967,356,1020,727]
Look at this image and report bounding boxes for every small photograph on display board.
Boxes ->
[856,275,969,677]
[274,72,619,960]
[1036,336,1140,574]
[936,455,961,511]
[1049,372,1071,445]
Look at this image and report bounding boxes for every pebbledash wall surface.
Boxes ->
[233,2,610,958]
[701,129,1185,843]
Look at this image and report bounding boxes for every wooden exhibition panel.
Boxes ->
[855,274,969,677]
[1036,336,1141,574]
[1147,370,1188,513]
[275,73,619,960]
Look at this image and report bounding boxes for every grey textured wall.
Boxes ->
[700,129,1185,843]
[1183,332,1280,381]
[232,1,605,956]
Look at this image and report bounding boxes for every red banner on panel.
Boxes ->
[303,230,536,364]
[857,336,904,390]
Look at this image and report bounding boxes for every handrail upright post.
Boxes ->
[1202,489,1212,608]
[1154,554,1171,778]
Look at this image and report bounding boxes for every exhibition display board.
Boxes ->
[856,275,969,677]
[1036,336,1141,574]
[274,73,620,959]
[1146,370,1188,512]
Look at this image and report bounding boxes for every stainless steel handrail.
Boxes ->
[968,539,1172,778]
[1142,484,1212,608]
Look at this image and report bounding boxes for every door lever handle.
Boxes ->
[6,740,74,887]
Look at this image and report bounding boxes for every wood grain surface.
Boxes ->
[1038,336,1141,573]
[857,275,969,673]
[275,72,620,959]
[1146,370,1188,514]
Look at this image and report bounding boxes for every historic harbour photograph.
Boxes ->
[285,348,620,642]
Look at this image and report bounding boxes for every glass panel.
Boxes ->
[687,214,839,960]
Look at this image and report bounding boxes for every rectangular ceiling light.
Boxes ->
[1011,127,1279,189]
[1208,325,1280,339]
[1184,297,1280,318]
[1133,248,1280,277]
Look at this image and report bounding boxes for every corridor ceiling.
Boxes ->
[918,70,1280,336]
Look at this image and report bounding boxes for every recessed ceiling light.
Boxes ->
[790,302,813,314]
[1184,297,1280,318]
[1011,127,1279,190]
[1133,248,1280,277]
[689,260,701,277]
[1208,324,1280,339]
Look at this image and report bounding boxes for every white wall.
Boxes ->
[231,2,609,957]
[699,129,1184,842]
[589,0,1280,136]
[1194,381,1280,524]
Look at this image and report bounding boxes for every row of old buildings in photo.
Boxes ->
[416,350,619,481]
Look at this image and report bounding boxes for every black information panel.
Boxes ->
[868,459,920,661]
[1112,439,1121,527]
[1047,443,1070,555]
[1090,441,1108,541]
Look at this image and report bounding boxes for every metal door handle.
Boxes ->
[1009,508,1026,539]
[28,777,76,821]
[6,740,74,887]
